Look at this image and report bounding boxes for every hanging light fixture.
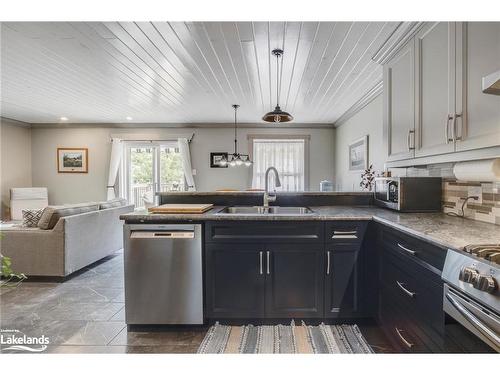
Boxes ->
[262,48,293,123]
[218,105,252,168]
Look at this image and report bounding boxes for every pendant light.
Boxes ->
[218,105,252,167]
[262,48,293,123]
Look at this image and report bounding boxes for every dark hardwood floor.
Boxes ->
[1,250,392,354]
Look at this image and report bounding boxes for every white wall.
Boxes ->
[31,126,335,204]
[334,95,384,191]
[1,119,33,219]
[31,127,111,205]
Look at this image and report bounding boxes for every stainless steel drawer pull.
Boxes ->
[266,251,270,275]
[445,114,454,143]
[395,327,414,349]
[326,251,331,275]
[396,280,416,298]
[397,243,416,256]
[332,230,358,239]
[407,129,415,151]
[259,251,263,275]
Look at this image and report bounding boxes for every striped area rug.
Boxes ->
[197,322,373,354]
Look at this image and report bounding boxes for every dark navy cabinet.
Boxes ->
[265,244,324,318]
[204,219,493,352]
[205,243,265,318]
[376,224,446,352]
[324,221,368,318]
[204,221,369,320]
[324,244,360,317]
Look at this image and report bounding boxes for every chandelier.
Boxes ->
[219,104,252,167]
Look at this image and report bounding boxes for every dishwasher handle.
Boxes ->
[130,231,195,239]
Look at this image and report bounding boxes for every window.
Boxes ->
[123,142,185,209]
[250,136,309,191]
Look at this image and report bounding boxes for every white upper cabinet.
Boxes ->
[382,22,500,165]
[414,22,457,157]
[455,22,500,152]
[383,40,415,162]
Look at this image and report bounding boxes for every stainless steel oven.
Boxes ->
[442,247,500,352]
[373,177,442,212]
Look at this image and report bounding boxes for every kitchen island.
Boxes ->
[121,192,498,353]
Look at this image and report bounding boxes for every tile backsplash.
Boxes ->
[442,180,500,225]
[389,162,500,225]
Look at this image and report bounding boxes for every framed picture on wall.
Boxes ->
[57,148,88,173]
[210,152,228,168]
[348,135,368,171]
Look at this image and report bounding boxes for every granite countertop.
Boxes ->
[121,206,500,251]
[120,205,378,222]
[156,191,372,196]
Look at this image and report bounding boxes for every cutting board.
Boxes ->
[148,203,214,214]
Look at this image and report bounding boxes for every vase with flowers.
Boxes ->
[360,164,376,192]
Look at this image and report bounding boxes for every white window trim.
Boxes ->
[247,134,310,191]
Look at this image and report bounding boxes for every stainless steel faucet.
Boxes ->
[263,167,281,208]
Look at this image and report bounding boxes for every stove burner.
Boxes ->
[464,244,500,265]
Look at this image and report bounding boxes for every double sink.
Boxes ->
[216,206,315,216]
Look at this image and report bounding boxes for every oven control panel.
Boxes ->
[442,250,499,313]
[459,266,497,293]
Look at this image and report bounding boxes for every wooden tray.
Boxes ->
[148,203,214,214]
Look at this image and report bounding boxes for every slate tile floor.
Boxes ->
[1,250,393,354]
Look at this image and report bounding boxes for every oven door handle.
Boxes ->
[445,289,500,347]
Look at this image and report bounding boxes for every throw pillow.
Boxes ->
[22,208,44,227]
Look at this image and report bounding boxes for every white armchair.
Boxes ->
[10,187,48,221]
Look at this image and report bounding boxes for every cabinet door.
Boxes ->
[455,22,500,151]
[325,244,360,318]
[384,40,416,161]
[264,244,324,318]
[414,22,457,157]
[205,244,265,318]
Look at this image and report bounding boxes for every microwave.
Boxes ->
[374,177,442,212]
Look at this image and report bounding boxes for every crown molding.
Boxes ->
[372,22,425,65]
[27,122,335,129]
[333,80,383,127]
[0,116,32,128]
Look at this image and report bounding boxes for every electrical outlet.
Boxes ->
[468,186,482,204]
[493,183,499,194]
[192,169,197,176]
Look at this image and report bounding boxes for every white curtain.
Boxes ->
[107,138,123,200]
[178,138,196,191]
[251,139,305,191]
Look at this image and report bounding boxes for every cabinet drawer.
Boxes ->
[380,250,444,332]
[325,221,367,244]
[205,221,324,243]
[381,227,446,271]
[380,289,432,353]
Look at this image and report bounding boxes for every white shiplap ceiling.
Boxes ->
[0,22,400,125]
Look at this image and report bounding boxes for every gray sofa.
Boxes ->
[0,201,134,277]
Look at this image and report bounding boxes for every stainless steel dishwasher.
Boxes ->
[124,224,203,325]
